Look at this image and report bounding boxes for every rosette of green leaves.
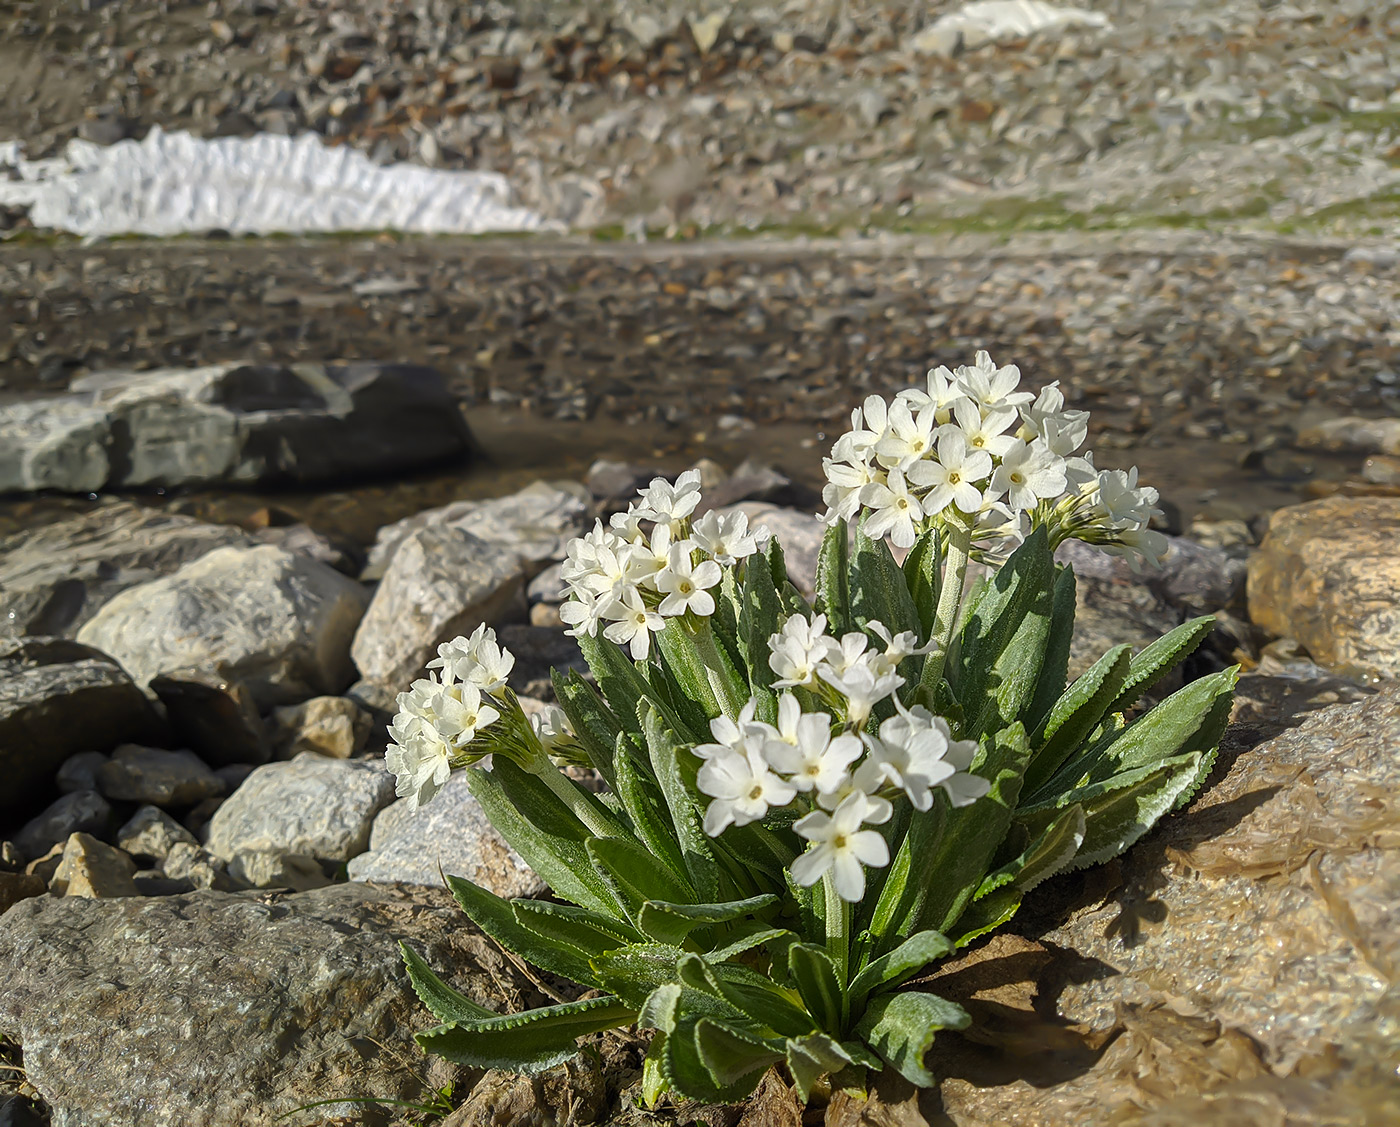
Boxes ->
[401,523,1235,1103]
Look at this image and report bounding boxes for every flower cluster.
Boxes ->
[386,624,570,810]
[558,470,764,659]
[694,613,989,901]
[820,350,1166,566]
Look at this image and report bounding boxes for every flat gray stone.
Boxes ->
[0,883,531,1126]
[0,361,474,494]
[97,745,225,808]
[0,637,161,814]
[205,753,396,863]
[347,771,543,898]
[76,545,371,708]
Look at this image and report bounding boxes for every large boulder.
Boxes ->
[205,753,396,864]
[347,771,544,898]
[919,686,1400,1126]
[0,637,160,814]
[0,502,250,639]
[0,361,474,494]
[1248,496,1400,678]
[76,545,371,707]
[0,883,545,1126]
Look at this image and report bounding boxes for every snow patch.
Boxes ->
[911,0,1110,56]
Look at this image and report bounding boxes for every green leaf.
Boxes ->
[815,520,853,638]
[853,991,970,1088]
[847,929,955,1008]
[706,926,798,966]
[551,668,628,788]
[588,834,694,922]
[785,1034,861,1103]
[677,954,816,1038]
[1110,615,1218,713]
[955,526,1055,739]
[400,941,496,1023]
[637,894,778,946]
[613,737,689,879]
[642,705,725,901]
[466,761,623,918]
[1022,644,1132,799]
[850,518,921,640]
[974,804,1085,899]
[787,943,844,1035]
[901,526,942,642]
[654,619,723,732]
[592,943,693,1009]
[1063,755,1205,868]
[416,994,635,1075]
[512,899,641,955]
[951,884,1022,947]
[738,540,786,725]
[662,1015,771,1103]
[1023,565,1077,735]
[650,640,717,744]
[637,983,683,1033]
[444,875,603,988]
[695,1018,785,1087]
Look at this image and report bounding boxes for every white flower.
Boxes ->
[860,468,925,549]
[899,365,967,424]
[818,661,904,727]
[697,698,764,758]
[821,454,878,525]
[623,524,675,585]
[428,680,501,750]
[427,624,515,695]
[530,705,572,753]
[790,792,892,902]
[955,350,1034,409]
[609,505,647,541]
[769,613,838,689]
[820,631,871,677]
[856,706,985,811]
[560,587,605,638]
[873,399,937,470]
[1102,525,1169,572]
[764,713,862,796]
[989,439,1067,512]
[948,399,1019,458]
[385,714,452,811]
[698,745,797,835]
[692,509,760,565]
[655,543,721,617]
[602,586,665,659]
[867,621,937,676]
[636,469,703,525]
[1097,467,1159,526]
[908,429,992,516]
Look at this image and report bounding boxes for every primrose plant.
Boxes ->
[389,351,1237,1105]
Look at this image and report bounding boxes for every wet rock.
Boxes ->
[268,695,371,759]
[97,745,225,808]
[1295,415,1400,456]
[725,503,826,597]
[0,872,45,915]
[928,687,1400,1126]
[0,882,531,1126]
[54,751,108,794]
[116,806,199,865]
[226,850,331,892]
[1248,496,1400,678]
[13,791,111,862]
[351,527,528,688]
[362,481,589,581]
[0,361,474,493]
[347,771,543,898]
[205,752,396,863]
[150,667,272,767]
[0,502,250,638]
[77,545,371,707]
[0,636,161,813]
[49,833,139,898]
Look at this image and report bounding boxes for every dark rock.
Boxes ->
[13,791,112,862]
[499,624,586,699]
[150,668,272,768]
[0,636,162,813]
[0,872,46,916]
[54,751,108,795]
[97,746,225,808]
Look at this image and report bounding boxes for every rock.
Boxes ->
[1248,497,1400,678]
[526,561,568,606]
[205,752,396,863]
[77,545,371,707]
[161,842,238,891]
[351,526,528,688]
[97,745,225,807]
[347,771,543,898]
[116,805,199,864]
[910,22,961,56]
[13,791,112,862]
[0,502,250,638]
[49,833,139,898]
[725,503,826,597]
[1059,536,1247,618]
[267,695,370,759]
[150,667,272,767]
[54,751,108,794]
[181,797,224,842]
[0,882,539,1125]
[0,361,474,494]
[0,872,45,916]
[585,460,659,509]
[442,1057,606,1127]
[0,636,161,813]
[687,11,727,54]
[929,686,1400,1125]
[251,522,362,576]
[1362,454,1400,486]
[226,850,331,892]
[213,763,257,791]
[1295,415,1400,456]
[362,481,589,580]
[498,624,587,699]
[853,88,892,128]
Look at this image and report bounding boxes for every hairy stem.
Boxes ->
[689,617,748,719]
[824,871,850,996]
[921,521,972,692]
[534,759,618,839]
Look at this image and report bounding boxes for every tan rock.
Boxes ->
[0,871,46,914]
[269,696,371,759]
[1295,415,1400,455]
[50,833,139,899]
[24,842,65,885]
[1247,496,1400,677]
